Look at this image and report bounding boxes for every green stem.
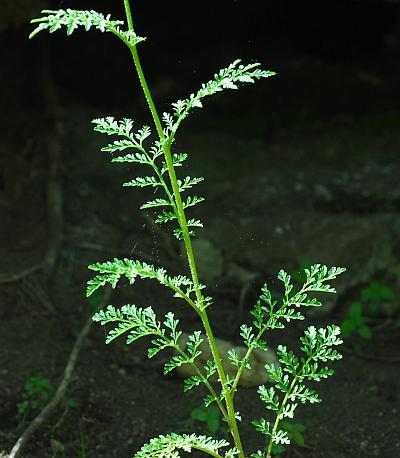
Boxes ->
[231,327,267,397]
[123,0,164,142]
[266,377,297,458]
[122,2,244,456]
[132,142,177,211]
[122,2,200,291]
[122,0,204,320]
[200,312,244,457]
[123,0,135,30]
[266,351,316,458]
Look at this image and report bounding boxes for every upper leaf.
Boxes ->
[164,60,276,143]
[30,9,146,46]
[30,9,123,38]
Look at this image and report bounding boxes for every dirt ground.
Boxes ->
[1,22,400,458]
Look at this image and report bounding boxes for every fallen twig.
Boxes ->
[9,286,112,458]
[39,43,65,274]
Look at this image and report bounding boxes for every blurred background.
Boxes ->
[1,1,400,457]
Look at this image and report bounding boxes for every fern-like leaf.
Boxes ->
[183,195,205,209]
[135,433,235,458]
[30,9,122,38]
[250,264,346,335]
[178,176,204,192]
[155,210,178,224]
[123,176,161,188]
[254,325,343,446]
[30,9,147,48]
[140,198,171,209]
[163,60,275,144]
[87,258,204,310]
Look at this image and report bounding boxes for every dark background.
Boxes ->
[4,0,400,114]
[1,1,400,457]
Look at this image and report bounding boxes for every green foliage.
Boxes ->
[17,376,53,416]
[30,4,346,458]
[248,264,345,346]
[163,59,275,147]
[92,304,206,375]
[252,324,342,451]
[362,280,395,302]
[29,9,146,47]
[250,423,306,457]
[91,116,205,239]
[87,257,212,311]
[78,428,87,458]
[191,404,224,435]
[17,376,77,424]
[341,302,372,339]
[135,433,238,458]
[341,280,398,340]
[361,281,396,316]
[183,359,218,395]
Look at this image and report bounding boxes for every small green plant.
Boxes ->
[341,302,372,340]
[341,281,398,340]
[30,4,346,458]
[191,404,225,435]
[17,376,53,420]
[361,281,396,316]
[17,375,77,433]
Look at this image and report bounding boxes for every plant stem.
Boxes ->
[231,326,267,397]
[266,378,297,458]
[200,311,245,457]
[122,0,200,294]
[122,2,244,456]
